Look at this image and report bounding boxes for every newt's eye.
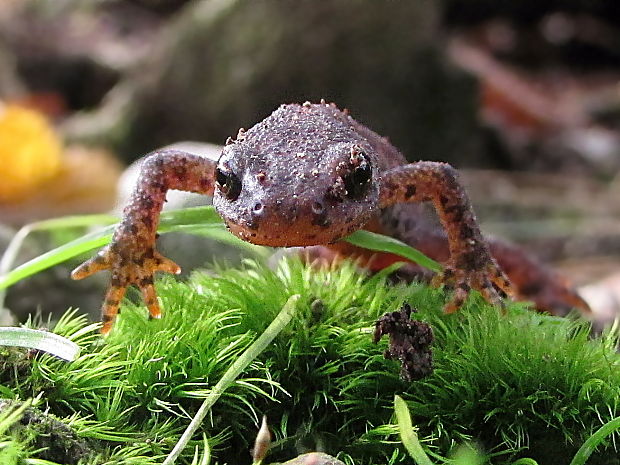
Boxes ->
[343,151,372,199]
[215,166,242,201]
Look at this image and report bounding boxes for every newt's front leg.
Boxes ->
[72,150,217,334]
[380,162,514,312]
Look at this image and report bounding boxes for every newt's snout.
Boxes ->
[218,193,358,247]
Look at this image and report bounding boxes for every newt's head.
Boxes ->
[213,102,380,246]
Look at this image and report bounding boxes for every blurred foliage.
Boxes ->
[120,0,483,166]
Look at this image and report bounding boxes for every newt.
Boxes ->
[72,101,589,334]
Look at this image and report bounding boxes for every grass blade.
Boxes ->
[0,214,117,279]
[569,416,620,465]
[162,294,300,465]
[0,228,113,290]
[0,206,437,291]
[394,395,434,465]
[0,327,80,361]
[344,230,442,272]
[190,434,211,465]
[0,207,265,291]
[0,399,31,436]
[0,215,118,308]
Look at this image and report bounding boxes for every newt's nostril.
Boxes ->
[311,201,324,214]
[253,202,264,214]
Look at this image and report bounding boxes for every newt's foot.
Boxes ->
[71,244,181,334]
[433,259,515,314]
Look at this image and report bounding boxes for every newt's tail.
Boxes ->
[487,239,591,317]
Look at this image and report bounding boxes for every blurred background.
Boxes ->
[0,0,619,326]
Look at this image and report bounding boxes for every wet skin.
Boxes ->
[72,102,589,334]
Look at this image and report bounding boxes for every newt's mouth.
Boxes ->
[224,217,357,247]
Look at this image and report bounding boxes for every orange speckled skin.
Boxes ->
[73,102,588,334]
[72,152,217,333]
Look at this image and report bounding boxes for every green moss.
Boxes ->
[0,258,618,464]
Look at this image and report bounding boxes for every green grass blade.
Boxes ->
[344,230,442,272]
[22,459,65,465]
[168,224,269,256]
[0,207,266,291]
[511,459,539,465]
[0,215,118,308]
[0,227,114,290]
[0,399,31,436]
[450,443,486,465]
[0,205,436,291]
[394,395,434,465]
[0,327,80,361]
[162,294,300,465]
[569,416,620,465]
[0,215,118,278]
[190,434,211,465]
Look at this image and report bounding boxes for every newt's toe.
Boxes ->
[71,251,111,280]
[140,281,162,320]
[73,243,180,333]
[444,283,469,314]
[153,251,181,275]
[489,266,514,300]
[440,259,514,314]
[101,285,126,335]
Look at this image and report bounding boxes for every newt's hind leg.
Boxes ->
[380,162,515,313]
[72,150,217,334]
